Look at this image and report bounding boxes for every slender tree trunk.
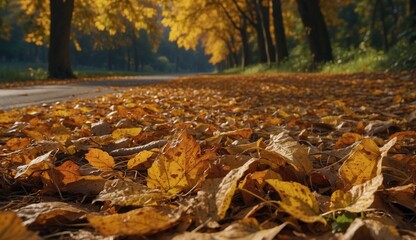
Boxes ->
[132,32,139,72]
[240,18,251,68]
[255,0,275,65]
[255,20,268,63]
[48,0,75,79]
[410,0,416,42]
[272,0,289,62]
[377,0,389,51]
[297,0,333,63]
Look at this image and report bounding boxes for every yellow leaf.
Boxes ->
[266,132,313,174]
[321,115,342,126]
[0,211,39,240]
[127,150,154,170]
[266,179,326,224]
[111,128,142,140]
[87,206,181,236]
[85,148,115,172]
[339,138,396,189]
[330,174,383,212]
[147,129,215,194]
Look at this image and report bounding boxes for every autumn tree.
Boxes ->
[296,0,333,63]
[13,0,160,79]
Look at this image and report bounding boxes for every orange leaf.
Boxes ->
[85,148,115,171]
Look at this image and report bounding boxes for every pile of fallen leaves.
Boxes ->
[0,73,415,239]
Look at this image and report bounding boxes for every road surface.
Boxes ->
[0,75,178,110]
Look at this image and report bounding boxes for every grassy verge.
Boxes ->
[222,42,416,74]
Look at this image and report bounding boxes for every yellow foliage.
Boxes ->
[266,179,326,224]
[85,148,115,172]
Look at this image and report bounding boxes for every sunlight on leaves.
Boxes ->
[147,129,215,194]
[127,150,154,170]
[266,132,313,174]
[330,174,383,212]
[339,138,396,189]
[85,148,115,172]
[87,206,181,237]
[111,127,142,140]
[14,151,54,178]
[266,179,326,224]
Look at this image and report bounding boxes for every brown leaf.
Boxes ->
[172,218,288,240]
[15,202,87,226]
[95,179,170,207]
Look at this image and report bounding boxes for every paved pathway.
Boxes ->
[0,75,179,110]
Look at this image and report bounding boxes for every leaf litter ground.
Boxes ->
[0,73,415,239]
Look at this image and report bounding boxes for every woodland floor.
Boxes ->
[0,72,415,239]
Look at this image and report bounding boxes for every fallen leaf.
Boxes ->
[330,174,383,212]
[172,218,288,240]
[266,179,326,224]
[342,218,400,240]
[85,148,115,172]
[0,211,39,240]
[95,179,170,207]
[147,129,215,194]
[54,160,81,185]
[87,206,181,236]
[111,127,142,140]
[339,138,396,189]
[14,151,54,178]
[335,132,363,149]
[266,131,313,174]
[384,184,416,213]
[127,150,154,170]
[15,202,87,226]
[62,175,107,195]
[193,158,258,225]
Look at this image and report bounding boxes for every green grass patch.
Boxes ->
[221,42,416,74]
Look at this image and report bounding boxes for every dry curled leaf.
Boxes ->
[14,151,54,178]
[127,150,154,170]
[266,131,313,174]
[330,174,383,212]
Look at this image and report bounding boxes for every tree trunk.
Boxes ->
[255,20,268,63]
[410,0,416,42]
[48,0,75,79]
[297,0,333,63]
[240,18,252,67]
[255,0,275,65]
[272,0,289,62]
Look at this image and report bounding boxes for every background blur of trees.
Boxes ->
[0,0,415,76]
